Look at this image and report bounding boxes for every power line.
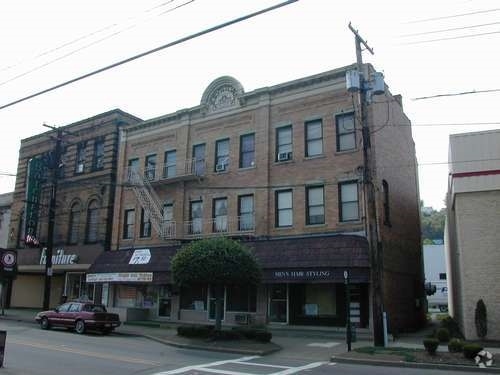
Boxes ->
[399,21,500,37]
[401,30,500,45]
[0,0,179,74]
[412,88,500,100]
[0,0,298,111]
[404,8,500,24]
[0,0,195,87]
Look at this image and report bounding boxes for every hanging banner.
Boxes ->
[24,157,46,246]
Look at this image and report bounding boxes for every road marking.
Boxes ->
[154,357,326,375]
[270,362,325,375]
[157,356,260,375]
[306,342,340,348]
[9,338,161,366]
[232,361,290,369]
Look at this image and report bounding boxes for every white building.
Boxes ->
[446,129,500,340]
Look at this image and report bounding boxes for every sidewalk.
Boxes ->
[1,308,499,372]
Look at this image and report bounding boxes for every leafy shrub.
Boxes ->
[423,338,439,355]
[254,330,272,343]
[232,327,272,342]
[436,327,450,342]
[177,325,214,338]
[212,330,242,340]
[463,343,483,359]
[475,299,487,339]
[440,316,464,339]
[448,338,464,353]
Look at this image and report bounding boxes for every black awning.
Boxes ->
[87,246,180,283]
[87,235,370,283]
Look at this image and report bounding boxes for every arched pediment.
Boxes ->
[200,76,244,113]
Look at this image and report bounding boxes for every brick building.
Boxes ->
[86,64,424,332]
[446,129,500,340]
[8,109,141,308]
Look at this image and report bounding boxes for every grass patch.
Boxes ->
[355,346,419,362]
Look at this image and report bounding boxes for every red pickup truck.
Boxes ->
[35,301,121,334]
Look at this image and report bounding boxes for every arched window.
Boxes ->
[68,202,81,244]
[86,200,99,243]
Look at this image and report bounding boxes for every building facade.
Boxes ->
[8,110,141,308]
[0,192,13,249]
[446,129,500,340]
[87,65,424,333]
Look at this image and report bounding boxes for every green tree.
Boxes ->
[171,237,261,331]
[421,204,446,241]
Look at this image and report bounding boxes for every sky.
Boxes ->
[1,0,499,209]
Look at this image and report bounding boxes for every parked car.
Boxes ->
[35,301,120,334]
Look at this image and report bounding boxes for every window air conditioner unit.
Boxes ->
[277,152,291,161]
[215,163,226,172]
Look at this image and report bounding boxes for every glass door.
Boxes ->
[208,285,225,321]
[158,285,171,318]
[269,284,288,323]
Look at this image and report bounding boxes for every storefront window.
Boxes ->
[226,285,256,312]
[302,284,336,317]
[113,284,157,308]
[180,285,207,310]
[65,273,94,302]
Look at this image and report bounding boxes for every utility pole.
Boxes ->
[42,125,63,310]
[348,23,385,346]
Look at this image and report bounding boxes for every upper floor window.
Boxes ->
[276,125,293,162]
[140,208,151,238]
[93,138,105,170]
[382,180,391,226]
[193,144,206,176]
[276,189,293,227]
[75,142,86,174]
[123,209,135,239]
[336,112,356,152]
[163,203,173,222]
[305,120,323,157]
[339,181,359,222]
[215,139,229,172]
[86,200,99,243]
[439,273,447,280]
[306,186,325,225]
[164,150,176,178]
[213,198,228,233]
[127,158,139,182]
[68,202,81,244]
[239,133,255,168]
[145,154,156,181]
[190,200,203,234]
[238,195,254,231]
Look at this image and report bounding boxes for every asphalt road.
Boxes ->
[0,320,483,375]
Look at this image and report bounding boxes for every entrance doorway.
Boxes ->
[269,284,288,323]
[158,285,171,318]
[208,285,225,321]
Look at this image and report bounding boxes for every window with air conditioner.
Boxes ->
[276,125,292,162]
[75,143,86,174]
[215,139,229,172]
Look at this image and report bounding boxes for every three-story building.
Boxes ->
[87,65,424,332]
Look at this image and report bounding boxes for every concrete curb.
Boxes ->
[331,355,500,373]
[0,314,281,356]
[142,334,282,356]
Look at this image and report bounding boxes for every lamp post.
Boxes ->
[344,270,352,352]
